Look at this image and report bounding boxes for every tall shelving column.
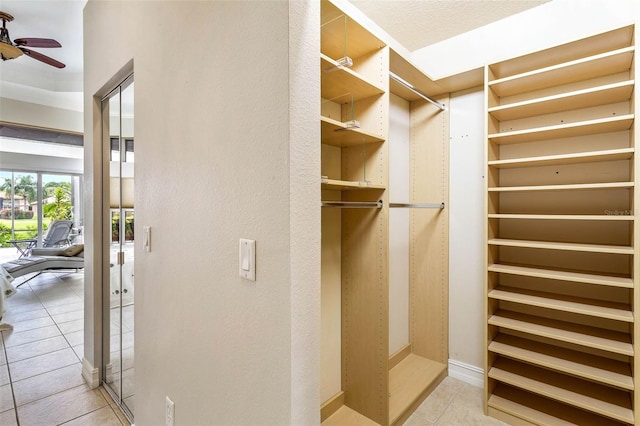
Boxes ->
[484,25,638,425]
[320,2,452,425]
[388,49,450,426]
[320,0,390,424]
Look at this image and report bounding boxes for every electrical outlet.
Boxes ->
[166,396,175,426]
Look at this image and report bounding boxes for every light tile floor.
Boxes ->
[0,251,501,426]
[404,377,508,426]
[0,271,130,426]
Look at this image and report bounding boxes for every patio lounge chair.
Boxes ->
[8,220,74,258]
[1,244,84,287]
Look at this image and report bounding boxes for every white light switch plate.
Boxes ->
[143,226,151,252]
[239,239,256,281]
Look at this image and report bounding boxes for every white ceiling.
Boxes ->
[0,0,549,108]
[350,0,550,51]
[0,0,85,93]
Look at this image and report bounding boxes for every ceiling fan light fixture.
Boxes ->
[0,41,22,60]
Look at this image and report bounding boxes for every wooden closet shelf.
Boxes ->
[321,116,385,147]
[487,148,634,169]
[488,358,634,423]
[488,114,634,145]
[321,2,385,61]
[488,238,633,254]
[388,354,447,425]
[321,178,385,191]
[488,286,633,322]
[488,263,634,288]
[321,405,380,426]
[489,334,634,390]
[488,46,635,97]
[488,213,634,221]
[488,310,634,355]
[488,386,630,426]
[389,49,446,100]
[488,182,633,192]
[321,54,385,103]
[488,80,634,121]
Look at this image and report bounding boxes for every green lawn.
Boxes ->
[0,218,52,231]
[0,219,53,246]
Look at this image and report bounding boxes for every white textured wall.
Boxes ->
[289,1,321,424]
[0,98,83,132]
[447,88,485,382]
[84,1,319,424]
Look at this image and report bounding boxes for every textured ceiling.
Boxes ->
[349,0,550,51]
[0,0,550,102]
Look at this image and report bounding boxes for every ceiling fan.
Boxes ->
[0,11,65,69]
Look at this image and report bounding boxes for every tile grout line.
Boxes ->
[9,356,82,385]
[53,394,115,426]
[6,272,123,425]
[1,331,20,426]
[24,277,84,363]
[432,382,466,426]
[6,275,84,418]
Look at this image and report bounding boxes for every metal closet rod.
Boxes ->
[389,71,446,111]
[389,202,445,209]
[322,200,383,209]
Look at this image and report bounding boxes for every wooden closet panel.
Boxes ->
[409,95,450,363]
[341,205,389,424]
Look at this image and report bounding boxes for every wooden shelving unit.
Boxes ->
[487,147,635,168]
[320,1,389,424]
[488,238,634,254]
[485,24,638,425]
[320,1,449,425]
[488,114,634,145]
[321,116,385,147]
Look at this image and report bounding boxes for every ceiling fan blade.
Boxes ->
[19,47,65,68]
[14,38,61,48]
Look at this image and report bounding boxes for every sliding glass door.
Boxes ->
[0,170,82,250]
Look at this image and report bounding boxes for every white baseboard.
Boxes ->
[82,357,100,389]
[448,359,484,388]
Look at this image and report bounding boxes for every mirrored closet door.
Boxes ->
[101,75,135,421]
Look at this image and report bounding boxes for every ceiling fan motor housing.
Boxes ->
[0,12,23,60]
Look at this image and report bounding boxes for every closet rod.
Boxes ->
[322,200,383,209]
[389,71,446,111]
[389,202,445,209]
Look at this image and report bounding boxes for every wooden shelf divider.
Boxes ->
[488,310,634,356]
[488,114,634,145]
[488,213,634,221]
[488,286,633,322]
[487,148,634,169]
[321,54,385,103]
[488,358,634,423]
[489,386,629,426]
[488,181,633,192]
[488,238,634,254]
[488,263,634,288]
[321,116,385,147]
[488,80,634,121]
[322,178,385,191]
[489,334,634,390]
[488,46,635,97]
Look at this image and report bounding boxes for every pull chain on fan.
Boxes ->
[0,11,65,68]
